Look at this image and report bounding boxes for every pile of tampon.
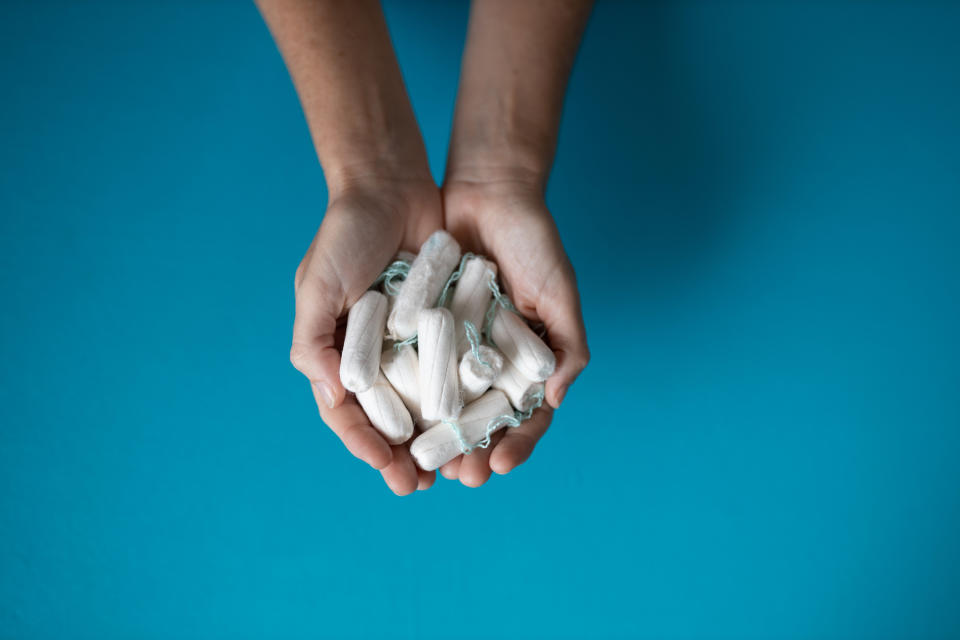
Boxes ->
[339,230,555,472]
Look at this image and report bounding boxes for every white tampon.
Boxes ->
[459,346,504,404]
[395,250,417,264]
[384,290,398,318]
[379,343,421,422]
[492,356,545,412]
[448,256,497,356]
[355,371,414,445]
[339,290,388,393]
[490,308,556,382]
[417,308,462,421]
[410,390,514,471]
[387,231,460,339]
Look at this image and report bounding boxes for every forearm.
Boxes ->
[256,0,431,195]
[446,0,593,188]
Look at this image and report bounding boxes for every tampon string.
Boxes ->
[463,320,490,367]
[441,387,545,455]
[372,258,411,296]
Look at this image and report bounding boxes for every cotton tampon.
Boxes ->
[492,356,545,412]
[490,308,556,382]
[379,342,422,422]
[418,308,462,421]
[384,289,398,318]
[356,371,414,445]
[387,231,460,339]
[395,250,416,264]
[459,346,504,404]
[448,256,497,356]
[339,290,388,393]
[410,390,514,471]
[410,391,513,470]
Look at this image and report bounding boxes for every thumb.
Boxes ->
[290,266,347,410]
[536,264,590,409]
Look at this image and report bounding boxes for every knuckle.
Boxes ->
[294,255,313,291]
[289,343,311,372]
[340,421,367,441]
[571,348,590,373]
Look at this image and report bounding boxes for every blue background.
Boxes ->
[2,1,958,638]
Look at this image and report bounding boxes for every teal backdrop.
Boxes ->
[2,1,959,638]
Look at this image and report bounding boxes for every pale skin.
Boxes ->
[257,0,592,494]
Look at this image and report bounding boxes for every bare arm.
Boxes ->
[258,0,441,495]
[257,0,432,192]
[446,0,593,188]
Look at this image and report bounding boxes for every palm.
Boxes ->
[298,186,443,308]
[445,187,572,319]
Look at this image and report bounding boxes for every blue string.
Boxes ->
[512,387,545,424]
[445,387,545,455]
[442,418,471,453]
[435,252,476,308]
[482,272,520,345]
[392,333,418,351]
[373,258,411,296]
[463,320,490,367]
[372,259,417,349]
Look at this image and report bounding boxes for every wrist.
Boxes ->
[317,113,434,198]
[323,153,434,202]
[442,168,546,221]
[302,77,433,197]
[444,144,551,193]
[445,88,559,190]
[326,170,439,221]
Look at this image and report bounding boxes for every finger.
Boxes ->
[380,444,420,496]
[417,468,436,491]
[439,455,462,480]
[313,386,393,469]
[458,431,505,488]
[536,265,590,409]
[292,269,348,410]
[489,405,553,475]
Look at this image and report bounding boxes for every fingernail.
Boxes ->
[318,382,336,409]
[555,384,569,407]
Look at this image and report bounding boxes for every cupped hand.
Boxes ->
[439,177,590,487]
[290,178,442,495]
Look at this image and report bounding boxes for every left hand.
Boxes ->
[437,176,590,487]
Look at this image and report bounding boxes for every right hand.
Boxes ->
[289,177,443,495]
